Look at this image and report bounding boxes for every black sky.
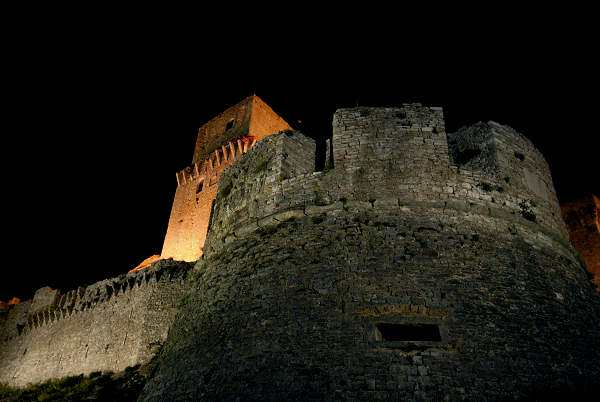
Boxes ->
[2,11,598,301]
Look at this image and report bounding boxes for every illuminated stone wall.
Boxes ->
[0,95,293,387]
[248,95,294,144]
[3,102,598,397]
[141,106,600,401]
[562,195,600,289]
[191,95,292,164]
[191,96,253,165]
[161,95,292,262]
[0,260,192,387]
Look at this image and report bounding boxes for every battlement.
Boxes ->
[0,259,192,386]
[175,136,257,187]
[161,96,292,262]
[2,260,191,339]
[204,107,571,256]
[332,104,447,172]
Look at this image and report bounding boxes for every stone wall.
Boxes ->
[191,95,292,164]
[562,195,600,289]
[161,136,260,261]
[192,95,253,164]
[448,120,567,240]
[0,259,192,387]
[203,105,572,256]
[140,106,600,401]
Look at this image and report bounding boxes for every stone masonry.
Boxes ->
[140,105,600,401]
[2,101,599,399]
[0,259,192,387]
[161,95,292,262]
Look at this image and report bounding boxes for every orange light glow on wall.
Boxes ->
[161,95,293,263]
[0,297,21,307]
[129,255,161,272]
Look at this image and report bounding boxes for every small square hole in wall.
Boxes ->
[226,119,235,131]
[375,323,441,342]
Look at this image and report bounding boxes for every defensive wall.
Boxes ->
[161,94,292,262]
[0,94,291,389]
[0,259,192,387]
[141,105,600,401]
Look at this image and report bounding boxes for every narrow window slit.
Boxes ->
[375,323,441,342]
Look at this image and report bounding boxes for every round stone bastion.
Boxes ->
[139,105,600,401]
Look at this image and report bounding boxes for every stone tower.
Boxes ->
[160,95,292,262]
[141,105,600,401]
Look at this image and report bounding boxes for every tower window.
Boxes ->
[226,119,235,130]
[196,181,204,194]
[375,323,441,342]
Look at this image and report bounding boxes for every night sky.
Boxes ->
[2,15,598,302]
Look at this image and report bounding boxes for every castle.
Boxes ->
[562,195,600,289]
[1,97,599,400]
[0,95,293,387]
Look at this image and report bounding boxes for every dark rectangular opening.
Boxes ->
[376,323,441,342]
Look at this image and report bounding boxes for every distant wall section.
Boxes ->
[562,195,600,289]
[0,260,192,387]
[205,105,572,253]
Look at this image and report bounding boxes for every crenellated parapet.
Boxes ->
[19,261,191,335]
[142,105,600,401]
[161,136,262,262]
[161,95,293,262]
[176,137,258,188]
[0,259,192,386]
[204,106,573,258]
